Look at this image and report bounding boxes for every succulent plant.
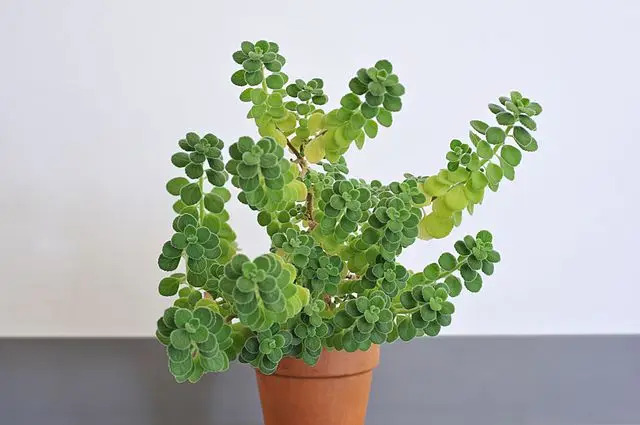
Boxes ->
[155,40,543,382]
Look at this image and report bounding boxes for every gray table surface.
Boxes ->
[1,336,638,425]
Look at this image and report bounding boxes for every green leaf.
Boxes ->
[444,186,467,211]
[470,120,489,134]
[185,163,203,179]
[469,171,488,190]
[250,89,267,105]
[171,153,190,168]
[340,93,361,110]
[158,254,180,271]
[375,59,393,73]
[159,277,180,296]
[486,163,503,184]
[477,140,494,159]
[231,70,247,87]
[419,214,454,239]
[383,95,402,112]
[444,275,462,297]
[377,109,392,127]
[350,112,366,129]
[485,127,506,145]
[528,102,543,115]
[513,126,532,149]
[166,177,189,196]
[169,357,193,377]
[464,275,483,292]
[204,193,224,214]
[349,78,368,95]
[438,253,457,271]
[500,145,522,167]
[368,81,386,96]
[180,183,202,206]
[398,317,417,341]
[387,83,405,96]
[170,329,191,350]
[266,74,285,89]
[519,115,537,131]
[361,103,378,119]
[488,103,505,114]
[423,263,440,281]
[364,120,378,138]
[496,112,516,125]
[334,310,355,329]
[520,136,538,152]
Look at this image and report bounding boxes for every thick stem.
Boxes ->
[306,192,316,229]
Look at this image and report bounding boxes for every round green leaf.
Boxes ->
[340,93,361,110]
[485,127,506,145]
[171,153,190,168]
[180,183,202,206]
[158,254,180,271]
[231,70,247,87]
[486,163,503,184]
[398,317,417,341]
[500,145,522,167]
[444,275,462,297]
[204,193,224,214]
[377,109,392,127]
[438,252,457,271]
[170,329,191,350]
[159,277,180,296]
[364,120,378,138]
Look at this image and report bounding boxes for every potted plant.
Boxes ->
[155,39,543,425]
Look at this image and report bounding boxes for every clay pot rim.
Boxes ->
[259,345,380,379]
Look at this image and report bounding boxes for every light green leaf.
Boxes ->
[364,120,378,138]
[485,127,506,145]
[470,120,488,134]
[477,140,494,159]
[500,145,522,167]
[376,109,393,127]
[486,163,503,184]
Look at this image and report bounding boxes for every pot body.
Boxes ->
[256,345,380,425]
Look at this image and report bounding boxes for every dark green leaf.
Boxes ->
[159,277,180,296]
[438,252,457,271]
[398,317,417,341]
[496,112,516,125]
[166,177,189,196]
[231,70,247,86]
[180,183,202,206]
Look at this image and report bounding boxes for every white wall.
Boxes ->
[1,0,639,336]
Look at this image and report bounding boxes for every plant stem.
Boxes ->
[306,192,317,229]
[197,176,205,221]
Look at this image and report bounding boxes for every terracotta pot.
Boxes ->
[256,345,380,425]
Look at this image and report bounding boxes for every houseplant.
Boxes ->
[155,40,543,424]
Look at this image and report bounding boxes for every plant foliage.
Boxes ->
[155,40,543,381]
